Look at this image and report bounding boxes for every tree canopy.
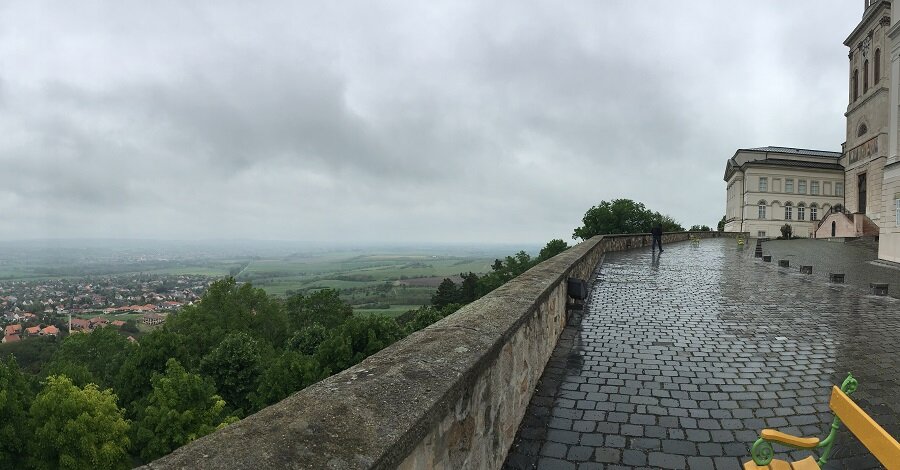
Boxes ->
[28,375,131,470]
[572,199,684,240]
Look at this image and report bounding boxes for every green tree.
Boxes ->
[431,278,461,309]
[458,272,479,304]
[718,215,727,231]
[689,225,711,231]
[0,356,32,468]
[285,289,353,331]
[315,316,404,376]
[400,304,459,334]
[115,329,192,411]
[573,199,683,240]
[538,239,569,261]
[252,351,321,409]
[199,332,262,415]
[133,359,236,461]
[45,326,135,389]
[29,375,130,470]
[165,278,286,358]
[286,324,328,355]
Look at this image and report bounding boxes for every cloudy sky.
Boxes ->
[0,1,862,244]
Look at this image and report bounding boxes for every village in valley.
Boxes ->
[0,273,211,344]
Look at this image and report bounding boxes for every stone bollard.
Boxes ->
[778,260,790,268]
[762,255,772,262]
[870,283,889,296]
[800,266,812,274]
[829,273,845,283]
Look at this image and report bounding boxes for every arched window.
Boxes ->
[864,60,869,93]
[797,203,806,221]
[810,203,819,221]
[858,122,868,137]
[784,202,793,220]
[875,49,881,84]
[853,69,859,101]
[758,200,767,219]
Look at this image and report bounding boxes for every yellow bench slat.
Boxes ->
[829,386,900,470]
[760,429,820,448]
[743,456,819,470]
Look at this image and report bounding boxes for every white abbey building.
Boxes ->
[725,0,900,263]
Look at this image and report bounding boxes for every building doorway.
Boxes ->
[832,221,836,237]
[858,172,867,214]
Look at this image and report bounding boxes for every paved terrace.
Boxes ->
[503,238,900,470]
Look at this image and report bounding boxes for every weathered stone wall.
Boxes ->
[141,231,742,470]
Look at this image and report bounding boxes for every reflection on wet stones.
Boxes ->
[503,239,897,470]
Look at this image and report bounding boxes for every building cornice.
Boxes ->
[845,86,889,117]
[845,1,892,46]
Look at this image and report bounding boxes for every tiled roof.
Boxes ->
[742,146,841,159]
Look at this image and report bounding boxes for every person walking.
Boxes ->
[651,224,663,253]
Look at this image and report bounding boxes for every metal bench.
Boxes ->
[744,374,900,469]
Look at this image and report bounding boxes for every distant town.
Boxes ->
[0,273,212,343]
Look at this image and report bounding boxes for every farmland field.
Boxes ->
[236,252,503,312]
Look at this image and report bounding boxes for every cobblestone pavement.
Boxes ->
[759,238,900,300]
[503,238,900,470]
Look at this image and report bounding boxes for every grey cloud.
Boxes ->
[0,1,863,243]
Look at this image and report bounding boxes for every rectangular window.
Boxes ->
[836,183,844,196]
[896,197,900,227]
[758,205,766,219]
[798,180,807,194]
[811,207,818,221]
[785,206,792,220]
[757,231,766,237]
[759,177,768,192]
[811,181,820,195]
[785,179,794,193]
[798,207,805,221]
[824,182,832,195]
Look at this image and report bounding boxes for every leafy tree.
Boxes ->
[43,360,96,388]
[0,336,60,374]
[431,278,461,309]
[718,215,727,232]
[572,199,683,240]
[0,356,33,468]
[133,359,236,461]
[315,316,404,376]
[199,332,262,415]
[285,289,353,331]
[458,272,479,304]
[780,224,793,239]
[538,239,569,261]
[689,225,712,232]
[115,329,192,411]
[286,324,328,355]
[166,278,285,358]
[45,327,135,389]
[252,351,321,409]
[29,375,130,470]
[122,320,140,334]
[400,304,459,333]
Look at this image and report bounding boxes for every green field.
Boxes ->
[235,253,498,308]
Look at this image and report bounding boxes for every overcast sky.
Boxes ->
[0,1,862,245]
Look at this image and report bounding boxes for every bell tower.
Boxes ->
[843,0,892,219]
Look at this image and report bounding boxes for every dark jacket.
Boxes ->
[650,226,663,237]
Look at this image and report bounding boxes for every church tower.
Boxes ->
[843,0,891,222]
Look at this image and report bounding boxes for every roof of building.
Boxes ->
[3,334,20,343]
[739,146,842,159]
[749,158,845,171]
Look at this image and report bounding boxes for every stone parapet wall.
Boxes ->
[141,231,743,470]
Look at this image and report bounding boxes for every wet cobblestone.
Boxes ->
[503,238,900,469]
